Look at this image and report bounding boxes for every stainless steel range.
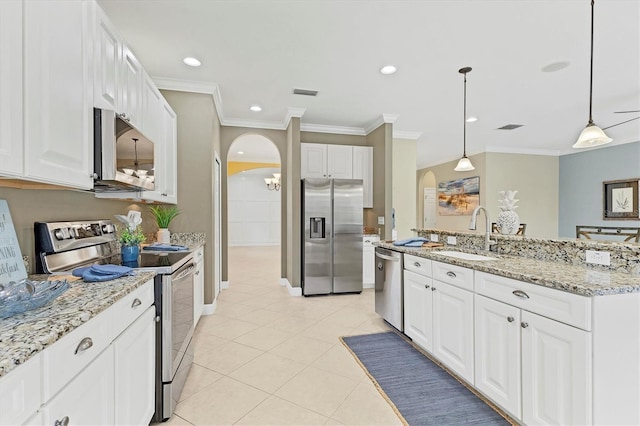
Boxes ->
[34,220,195,422]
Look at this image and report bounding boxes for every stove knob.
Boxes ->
[62,228,71,239]
[54,228,65,240]
[67,228,77,238]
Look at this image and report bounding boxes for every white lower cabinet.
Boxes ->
[194,247,205,326]
[114,306,156,426]
[42,345,115,426]
[403,269,433,351]
[362,235,378,287]
[432,279,474,384]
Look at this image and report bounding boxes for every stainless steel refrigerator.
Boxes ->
[302,178,363,295]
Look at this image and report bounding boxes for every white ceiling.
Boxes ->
[99,0,640,169]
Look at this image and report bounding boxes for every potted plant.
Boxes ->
[149,205,180,243]
[119,225,146,262]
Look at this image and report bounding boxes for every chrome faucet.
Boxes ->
[469,206,496,251]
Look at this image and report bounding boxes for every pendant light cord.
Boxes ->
[588,0,594,125]
[463,72,467,156]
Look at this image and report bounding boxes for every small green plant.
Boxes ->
[149,205,180,229]
[119,225,146,246]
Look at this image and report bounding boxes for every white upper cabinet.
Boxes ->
[120,45,142,129]
[0,0,23,177]
[93,5,121,111]
[22,0,94,190]
[352,146,373,208]
[301,143,364,181]
[141,70,163,147]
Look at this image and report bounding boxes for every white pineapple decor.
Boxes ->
[496,190,520,235]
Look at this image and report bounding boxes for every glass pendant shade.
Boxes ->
[572,123,612,148]
[454,156,475,171]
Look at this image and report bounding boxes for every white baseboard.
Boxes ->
[202,300,217,315]
[363,282,375,289]
[221,280,230,290]
[280,278,301,296]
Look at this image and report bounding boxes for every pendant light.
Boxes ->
[455,67,475,171]
[573,0,612,148]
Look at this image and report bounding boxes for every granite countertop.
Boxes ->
[378,242,640,297]
[0,271,156,378]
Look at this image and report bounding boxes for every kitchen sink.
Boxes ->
[433,251,498,261]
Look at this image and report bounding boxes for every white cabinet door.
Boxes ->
[521,310,592,426]
[352,146,373,208]
[301,143,327,178]
[474,295,521,420]
[159,101,178,203]
[403,270,433,352]
[121,46,142,128]
[42,346,115,426]
[23,0,93,189]
[114,306,156,426]
[432,280,474,384]
[0,0,23,177]
[93,5,121,110]
[327,145,353,179]
[141,70,163,144]
[0,353,41,426]
[363,246,375,286]
[194,248,205,326]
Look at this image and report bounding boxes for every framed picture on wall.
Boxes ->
[603,178,640,220]
[437,176,480,216]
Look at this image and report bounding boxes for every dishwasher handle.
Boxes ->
[375,252,400,262]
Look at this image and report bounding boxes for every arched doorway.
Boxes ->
[226,133,283,285]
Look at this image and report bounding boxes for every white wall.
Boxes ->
[228,168,281,246]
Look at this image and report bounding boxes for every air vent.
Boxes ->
[497,124,524,130]
[293,88,318,96]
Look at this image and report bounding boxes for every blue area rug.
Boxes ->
[341,331,510,425]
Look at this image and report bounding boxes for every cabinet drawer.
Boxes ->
[363,235,379,247]
[404,254,431,277]
[475,271,592,331]
[0,352,42,426]
[432,260,473,291]
[112,278,155,338]
[43,307,113,400]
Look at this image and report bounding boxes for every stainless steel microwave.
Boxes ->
[93,108,155,192]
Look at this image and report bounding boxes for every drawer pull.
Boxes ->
[521,322,529,329]
[446,271,457,278]
[424,284,430,289]
[55,416,70,426]
[74,337,93,355]
[431,287,436,291]
[131,298,142,308]
[512,290,530,300]
[414,262,422,267]
[195,270,200,275]
[507,316,515,323]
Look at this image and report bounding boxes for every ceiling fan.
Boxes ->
[602,110,640,130]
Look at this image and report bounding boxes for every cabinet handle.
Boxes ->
[446,271,457,278]
[90,172,98,179]
[424,284,430,289]
[55,416,70,426]
[195,270,200,275]
[414,262,422,267]
[131,298,142,308]
[512,290,530,300]
[521,322,529,329]
[74,337,93,355]
[507,316,515,323]
[431,287,436,291]
[162,193,168,196]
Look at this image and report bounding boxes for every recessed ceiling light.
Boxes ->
[249,105,262,112]
[183,57,201,67]
[237,151,244,155]
[380,65,397,75]
[541,61,570,72]
[466,116,478,123]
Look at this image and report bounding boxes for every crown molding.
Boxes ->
[153,77,226,124]
[364,113,399,134]
[393,130,422,140]
[222,118,288,131]
[284,107,306,128]
[300,123,367,136]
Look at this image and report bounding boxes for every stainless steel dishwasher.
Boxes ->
[374,247,404,331]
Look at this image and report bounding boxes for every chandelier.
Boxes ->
[264,173,281,191]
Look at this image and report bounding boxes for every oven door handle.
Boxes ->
[174,263,196,280]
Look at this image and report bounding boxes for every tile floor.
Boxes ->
[169,245,401,425]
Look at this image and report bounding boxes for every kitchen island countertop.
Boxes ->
[377,242,640,297]
[0,270,156,378]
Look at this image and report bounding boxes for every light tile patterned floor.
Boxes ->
[169,245,400,425]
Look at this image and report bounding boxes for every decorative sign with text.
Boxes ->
[0,200,27,284]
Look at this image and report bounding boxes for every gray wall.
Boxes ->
[559,142,640,238]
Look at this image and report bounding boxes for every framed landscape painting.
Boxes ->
[603,178,639,220]
[438,176,480,216]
